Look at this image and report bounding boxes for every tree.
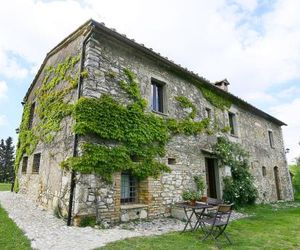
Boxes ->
[0,137,15,183]
[0,139,5,182]
[4,137,15,182]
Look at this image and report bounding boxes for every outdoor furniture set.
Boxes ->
[176,197,233,244]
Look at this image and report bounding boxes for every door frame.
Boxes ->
[205,157,220,199]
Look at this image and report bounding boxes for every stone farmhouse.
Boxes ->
[16,20,293,225]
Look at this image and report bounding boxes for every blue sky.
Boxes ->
[0,0,300,163]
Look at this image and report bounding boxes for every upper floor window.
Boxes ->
[262,166,267,177]
[121,172,137,204]
[268,130,274,148]
[151,80,164,113]
[32,153,41,174]
[28,102,36,130]
[205,107,212,119]
[21,156,28,174]
[228,112,237,135]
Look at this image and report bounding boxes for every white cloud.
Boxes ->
[270,99,300,164]
[0,50,28,79]
[0,81,8,101]
[244,91,275,103]
[0,115,8,126]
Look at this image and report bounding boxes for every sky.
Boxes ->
[0,0,299,163]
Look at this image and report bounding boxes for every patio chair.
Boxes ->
[202,197,224,218]
[200,203,233,244]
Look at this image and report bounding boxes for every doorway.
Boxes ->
[274,166,281,200]
[205,158,218,198]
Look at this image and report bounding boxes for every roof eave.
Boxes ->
[24,19,287,127]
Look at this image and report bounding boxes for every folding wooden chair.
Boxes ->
[200,203,233,244]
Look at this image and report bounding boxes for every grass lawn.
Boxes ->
[100,203,300,250]
[0,183,32,249]
[0,205,31,250]
[0,183,11,191]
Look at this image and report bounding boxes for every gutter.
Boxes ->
[67,25,94,226]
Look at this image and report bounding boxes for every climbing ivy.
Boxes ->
[62,69,222,182]
[62,69,171,182]
[16,57,235,187]
[213,137,258,206]
[198,85,231,110]
[175,96,197,119]
[166,117,210,135]
[15,55,82,182]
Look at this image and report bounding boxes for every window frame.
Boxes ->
[120,172,138,204]
[150,79,165,114]
[205,107,212,119]
[21,156,28,174]
[32,153,41,174]
[268,130,275,148]
[228,112,237,136]
[262,166,267,177]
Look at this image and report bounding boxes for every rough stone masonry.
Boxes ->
[17,19,293,225]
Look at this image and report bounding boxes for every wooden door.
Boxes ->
[205,158,217,198]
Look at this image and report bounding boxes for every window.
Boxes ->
[228,112,236,135]
[262,166,266,177]
[21,156,28,174]
[205,108,211,119]
[28,102,36,130]
[32,153,41,174]
[121,172,137,204]
[168,158,176,165]
[151,80,164,113]
[268,130,274,148]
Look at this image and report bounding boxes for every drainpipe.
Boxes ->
[67,25,94,226]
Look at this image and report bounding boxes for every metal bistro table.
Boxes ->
[176,202,213,233]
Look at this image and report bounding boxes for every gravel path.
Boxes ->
[0,191,246,250]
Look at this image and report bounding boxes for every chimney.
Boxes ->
[214,79,230,92]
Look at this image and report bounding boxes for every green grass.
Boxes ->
[0,183,11,191]
[0,205,31,249]
[290,165,300,200]
[100,203,300,250]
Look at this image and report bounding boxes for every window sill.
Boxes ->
[229,133,239,138]
[121,204,148,210]
[151,110,168,117]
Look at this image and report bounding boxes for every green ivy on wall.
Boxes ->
[15,55,83,185]
[16,56,236,187]
[198,85,232,110]
[213,137,258,206]
[175,96,197,119]
[62,69,171,182]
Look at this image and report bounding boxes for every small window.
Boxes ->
[32,153,41,174]
[151,80,164,113]
[262,166,266,177]
[268,130,274,148]
[22,156,28,174]
[168,158,176,165]
[28,102,36,130]
[205,108,211,119]
[228,112,236,135]
[121,172,137,204]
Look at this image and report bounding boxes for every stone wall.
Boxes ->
[72,32,293,223]
[18,34,84,214]
[19,27,293,225]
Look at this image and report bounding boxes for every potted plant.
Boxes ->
[182,190,200,206]
[194,176,207,202]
